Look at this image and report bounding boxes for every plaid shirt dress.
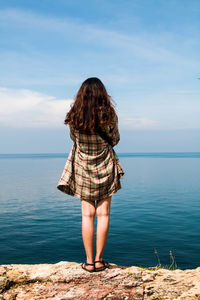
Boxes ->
[56,114,125,201]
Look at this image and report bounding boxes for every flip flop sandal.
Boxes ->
[101,259,111,268]
[81,262,95,273]
[94,260,106,272]
[96,259,111,268]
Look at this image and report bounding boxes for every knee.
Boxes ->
[81,199,96,218]
[82,208,96,218]
[96,208,110,217]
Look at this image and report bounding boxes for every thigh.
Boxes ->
[95,196,112,215]
[81,199,96,217]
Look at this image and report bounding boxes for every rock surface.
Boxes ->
[0,261,200,299]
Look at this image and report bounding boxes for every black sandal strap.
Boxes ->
[85,262,94,266]
[95,260,110,268]
[102,260,109,264]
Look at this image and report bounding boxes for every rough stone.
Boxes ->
[0,261,199,299]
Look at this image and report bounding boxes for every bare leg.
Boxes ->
[81,199,96,271]
[95,196,112,269]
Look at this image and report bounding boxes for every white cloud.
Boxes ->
[174,90,200,95]
[118,112,159,130]
[0,87,160,130]
[0,86,199,131]
[0,87,73,128]
[0,7,199,94]
[0,7,196,65]
[117,91,200,130]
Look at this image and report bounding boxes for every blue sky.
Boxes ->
[0,0,200,153]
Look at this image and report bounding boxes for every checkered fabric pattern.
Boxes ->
[57,114,125,201]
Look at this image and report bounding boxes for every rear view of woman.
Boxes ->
[57,77,125,272]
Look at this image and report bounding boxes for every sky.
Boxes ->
[0,0,200,153]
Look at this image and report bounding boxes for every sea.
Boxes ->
[0,152,200,270]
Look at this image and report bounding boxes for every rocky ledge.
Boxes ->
[0,261,200,299]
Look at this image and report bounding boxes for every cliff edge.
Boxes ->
[0,261,200,299]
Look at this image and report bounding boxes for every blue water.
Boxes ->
[0,152,200,270]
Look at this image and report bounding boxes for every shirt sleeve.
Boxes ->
[101,114,120,147]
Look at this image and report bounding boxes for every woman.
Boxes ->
[57,77,124,272]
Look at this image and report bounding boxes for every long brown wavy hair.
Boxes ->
[64,77,117,133]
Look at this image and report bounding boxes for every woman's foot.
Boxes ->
[81,262,95,272]
[94,260,106,272]
[94,259,110,271]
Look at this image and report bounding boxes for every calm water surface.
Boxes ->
[0,152,200,270]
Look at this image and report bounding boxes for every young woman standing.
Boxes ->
[57,77,124,272]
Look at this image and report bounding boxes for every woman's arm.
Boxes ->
[100,114,120,147]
